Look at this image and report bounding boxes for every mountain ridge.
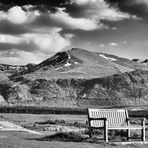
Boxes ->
[1,48,148,75]
[11,48,148,80]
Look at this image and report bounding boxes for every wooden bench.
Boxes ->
[87,108,146,143]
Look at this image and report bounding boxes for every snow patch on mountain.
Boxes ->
[65,62,72,67]
[99,54,117,61]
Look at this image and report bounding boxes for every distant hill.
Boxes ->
[0,63,36,73]
[1,48,148,108]
[132,59,148,65]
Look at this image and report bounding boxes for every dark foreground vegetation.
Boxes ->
[0,106,85,114]
[0,106,148,118]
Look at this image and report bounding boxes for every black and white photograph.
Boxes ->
[0,0,148,147]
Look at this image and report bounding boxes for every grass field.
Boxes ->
[1,111,148,148]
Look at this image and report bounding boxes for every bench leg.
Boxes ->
[104,120,108,143]
[127,129,130,141]
[142,128,145,141]
[104,127,108,143]
[89,127,92,138]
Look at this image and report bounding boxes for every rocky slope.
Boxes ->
[1,48,148,108]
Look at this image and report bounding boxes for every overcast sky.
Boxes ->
[0,0,148,65]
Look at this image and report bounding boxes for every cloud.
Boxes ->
[7,6,28,24]
[0,5,107,34]
[0,29,71,53]
[70,0,97,5]
[123,41,127,45]
[0,42,38,51]
[22,5,34,10]
[100,44,105,47]
[0,3,137,34]
[0,6,39,24]
[131,0,148,6]
[64,34,75,40]
[0,34,22,44]
[0,20,31,35]
[70,0,138,22]
[109,42,118,46]
[32,8,108,31]
[0,5,105,31]
[112,27,117,30]
[49,8,102,31]
[22,32,70,52]
[0,50,44,65]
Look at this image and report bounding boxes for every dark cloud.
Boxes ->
[0,0,67,9]
[0,20,31,34]
[65,4,86,18]
[0,42,38,51]
[106,0,148,18]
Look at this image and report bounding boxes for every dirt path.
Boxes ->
[0,120,42,135]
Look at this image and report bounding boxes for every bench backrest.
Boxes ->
[88,109,128,128]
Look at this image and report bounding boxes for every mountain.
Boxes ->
[12,48,148,79]
[1,48,148,108]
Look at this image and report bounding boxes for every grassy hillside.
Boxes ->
[0,69,148,108]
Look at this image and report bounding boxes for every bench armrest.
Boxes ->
[127,117,146,121]
[126,117,146,126]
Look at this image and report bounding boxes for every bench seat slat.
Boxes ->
[90,126,143,130]
[108,126,143,130]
